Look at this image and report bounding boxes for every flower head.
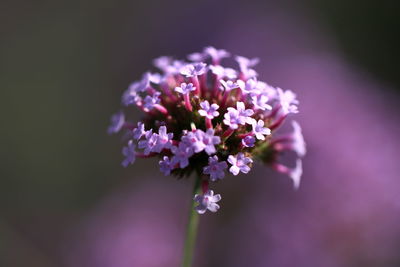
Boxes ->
[109,46,305,214]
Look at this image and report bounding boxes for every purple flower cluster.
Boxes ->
[109,46,306,214]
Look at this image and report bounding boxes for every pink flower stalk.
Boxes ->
[109,46,306,214]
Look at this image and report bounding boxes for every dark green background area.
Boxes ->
[0,0,399,265]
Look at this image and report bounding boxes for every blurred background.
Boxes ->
[1,0,400,266]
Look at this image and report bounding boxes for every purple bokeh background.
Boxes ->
[2,1,400,266]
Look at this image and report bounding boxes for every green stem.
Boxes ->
[181,176,202,267]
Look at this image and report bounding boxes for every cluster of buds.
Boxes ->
[108,46,306,214]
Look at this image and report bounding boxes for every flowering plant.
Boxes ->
[109,46,306,266]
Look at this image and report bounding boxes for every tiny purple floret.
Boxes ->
[143,92,161,110]
[108,111,125,135]
[122,140,136,167]
[175,83,196,95]
[203,156,228,181]
[194,190,221,214]
[199,100,220,119]
[227,152,253,175]
[180,62,207,77]
[252,120,271,140]
[242,135,255,147]
[159,156,174,176]
[132,122,145,140]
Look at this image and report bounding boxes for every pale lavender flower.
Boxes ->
[209,65,225,76]
[194,190,221,214]
[243,68,258,79]
[180,62,207,77]
[290,159,303,189]
[171,142,194,168]
[143,92,161,110]
[252,120,271,140]
[188,47,230,63]
[153,56,173,72]
[236,102,255,124]
[174,83,196,95]
[182,131,206,153]
[242,135,255,147]
[167,60,187,75]
[148,72,162,84]
[203,156,228,181]
[122,140,136,167]
[237,79,260,95]
[204,46,230,62]
[198,100,220,119]
[136,72,152,92]
[153,126,173,153]
[220,80,238,91]
[223,102,254,129]
[153,56,187,75]
[138,130,158,155]
[291,121,306,157]
[223,108,242,129]
[257,81,277,99]
[159,156,174,176]
[228,152,253,175]
[235,55,259,71]
[209,65,237,79]
[182,129,220,155]
[122,82,141,106]
[132,122,145,140]
[187,52,206,62]
[235,55,259,69]
[251,94,272,111]
[108,111,125,134]
[223,68,238,79]
[235,56,259,79]
[201,129,221,155]
[276,88,299,114]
